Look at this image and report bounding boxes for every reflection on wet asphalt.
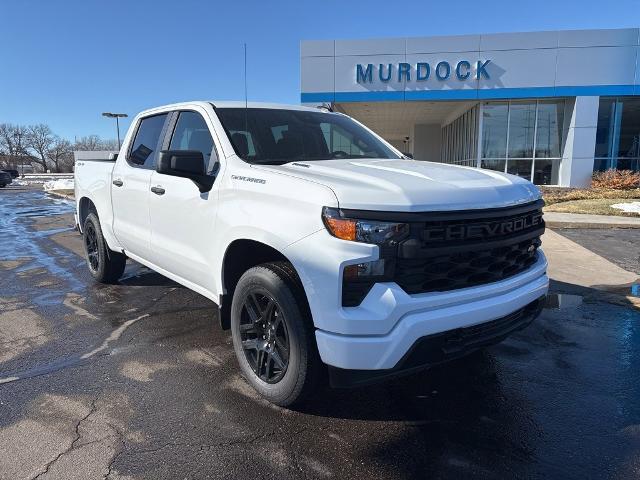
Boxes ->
[0,192,82,296]
[0,189,639,479]
[545,293,583,309]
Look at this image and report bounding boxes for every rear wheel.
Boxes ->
[230,262,321,407]
[83,212,126,283]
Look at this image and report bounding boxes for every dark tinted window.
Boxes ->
[129,114,168,168]
[215,108,401,165]
[169,111,217,174]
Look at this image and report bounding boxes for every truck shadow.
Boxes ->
[118,263,184,288]
[287,279,640,478]
[295,351,539,477]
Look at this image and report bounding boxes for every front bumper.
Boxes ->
[314,259,549,371]
[285,227,548,374]
[328,296,544,387]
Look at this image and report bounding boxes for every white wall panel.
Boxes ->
[570,96,600,128]
[480,31,558,51]
[568,126,600,159]
[407,35,480,54]
[555,46,637,86]
[335,38,405,56]
[558,28,639,48]
[477,49,557,89]
[301,57,334,93]
[301,40,334,57]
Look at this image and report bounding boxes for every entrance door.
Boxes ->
[111,113,169,261]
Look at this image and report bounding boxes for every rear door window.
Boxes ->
[169,111,217,174]
[128,113,169,169]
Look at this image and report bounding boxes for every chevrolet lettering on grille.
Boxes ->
[423,212,544,242]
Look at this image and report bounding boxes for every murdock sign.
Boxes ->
[356,60,491,83]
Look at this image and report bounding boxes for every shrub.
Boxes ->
[539,186,640,205]
[592,169,640,190]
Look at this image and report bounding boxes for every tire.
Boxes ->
[230,261,322,407]
[82,212,126,283]
[0,184,5,188]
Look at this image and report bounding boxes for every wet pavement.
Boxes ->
[555,228,640,275]
[0,187,639,479]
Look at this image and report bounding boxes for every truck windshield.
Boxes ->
[215,108,402,165]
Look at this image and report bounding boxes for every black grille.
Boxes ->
[342,200,544,307]
[395,237,541,294]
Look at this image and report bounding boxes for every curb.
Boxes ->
[45,191,75,201]
[547,221,640,229]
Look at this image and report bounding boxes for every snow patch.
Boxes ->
[611,201,640,214]
[43,178,74,192]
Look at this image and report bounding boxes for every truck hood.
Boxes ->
[255,159,541,211]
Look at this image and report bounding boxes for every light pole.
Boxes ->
[101,112,128,149]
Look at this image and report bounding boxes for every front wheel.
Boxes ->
[83,212,126,283]
[230,262,322,407]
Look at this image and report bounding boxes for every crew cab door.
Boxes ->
[111,113,169,261]
[147,109,220,291]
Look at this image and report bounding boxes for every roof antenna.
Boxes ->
[244,43,248,136]
[244,43,248,109]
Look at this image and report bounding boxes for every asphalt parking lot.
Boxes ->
[1,186,639,479]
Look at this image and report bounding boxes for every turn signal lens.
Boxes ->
[344,259,386,279]
[322,208,357,241]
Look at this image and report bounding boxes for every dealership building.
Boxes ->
[300,28,640,186]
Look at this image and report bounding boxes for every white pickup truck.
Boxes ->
[75,101,548,406]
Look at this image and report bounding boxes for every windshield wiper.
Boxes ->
[253,159,290,165]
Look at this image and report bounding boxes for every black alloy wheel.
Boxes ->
[82,212,126,284]
[84,221,100,272]
[239,291,290,384]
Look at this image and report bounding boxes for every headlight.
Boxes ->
[322,207,409,245]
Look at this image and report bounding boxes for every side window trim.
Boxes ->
[126,113,170,170]
[160,111,179,151]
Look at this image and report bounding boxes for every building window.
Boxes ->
[441,105,479,167]
[480,99,564,185]
[594,97,640,172]
[481,103,508,160]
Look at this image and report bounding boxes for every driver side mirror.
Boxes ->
[157,150,214,193]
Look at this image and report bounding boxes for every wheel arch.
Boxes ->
[219,239,310,330]
[78,196,97,232]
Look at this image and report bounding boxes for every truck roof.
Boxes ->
[212,101,322,111]
[138,101,325,117]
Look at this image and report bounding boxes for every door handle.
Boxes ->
[112,179,123,187]
[151,186,165,195]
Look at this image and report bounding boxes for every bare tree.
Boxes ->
[74,135,119,151]
[0,123,29,169]
[74,135,103,151]
[25,124,55,172]
[47,137,74,173]
[100,138,120,151]
[1,124,119,173]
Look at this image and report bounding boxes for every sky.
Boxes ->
[1,0,638,141]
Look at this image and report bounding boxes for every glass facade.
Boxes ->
[594,97,640,171]
[480,99,564,185]
[441,106,479,167]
